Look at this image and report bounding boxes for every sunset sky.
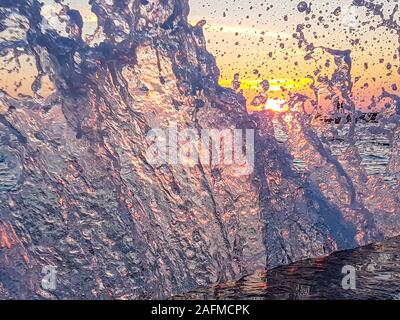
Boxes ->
[188,0,399,110]
[2,0,399,112]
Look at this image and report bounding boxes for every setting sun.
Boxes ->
[247,98,288,113]
[263,99,288,112]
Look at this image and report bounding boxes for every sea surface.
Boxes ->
[174,236,400,300]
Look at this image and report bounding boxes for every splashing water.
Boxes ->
[174,235,400,300]
[228,0,400,244]
[0,0,399,299]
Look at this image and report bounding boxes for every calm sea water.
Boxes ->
[174,236,400,300]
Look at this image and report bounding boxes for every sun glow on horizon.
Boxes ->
[248,98,288,113]
[218,78,307,113]
[219,78,312,92]
[262,99,288,112]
